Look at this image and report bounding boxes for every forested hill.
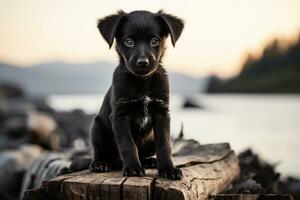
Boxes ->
[206,33,300,93]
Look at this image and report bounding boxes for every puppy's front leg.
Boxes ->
[112,115,145,176]
[153,113,182,180]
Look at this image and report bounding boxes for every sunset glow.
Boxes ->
[0,0,300,77]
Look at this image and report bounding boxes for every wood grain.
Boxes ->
[23,143,240,200]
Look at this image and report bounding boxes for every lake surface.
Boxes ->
[48,94,300,177]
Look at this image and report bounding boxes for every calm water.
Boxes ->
[48,94,300,177]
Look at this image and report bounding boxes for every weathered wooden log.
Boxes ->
[22,143,240,200]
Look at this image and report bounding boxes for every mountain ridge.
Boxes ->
[0,61,205,95]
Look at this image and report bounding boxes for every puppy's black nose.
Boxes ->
[137,58,149,67]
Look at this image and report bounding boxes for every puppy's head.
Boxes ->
[97,10,184,77]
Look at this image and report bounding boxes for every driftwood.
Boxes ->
[23,143,240,200]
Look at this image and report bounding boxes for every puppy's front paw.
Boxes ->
[158,167,182,180]
[89,159,112,172]
[123,165,145,176]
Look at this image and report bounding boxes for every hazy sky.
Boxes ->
[1,0,300,77]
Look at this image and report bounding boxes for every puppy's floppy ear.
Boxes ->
[97,10,126,48]
[157,10,184,47]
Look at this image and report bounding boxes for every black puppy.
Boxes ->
[90,10,184,180]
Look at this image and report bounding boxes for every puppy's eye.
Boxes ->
[150,38,160,47]
[124,38,134,48]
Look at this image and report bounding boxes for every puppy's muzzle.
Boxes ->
[137,57,149,67]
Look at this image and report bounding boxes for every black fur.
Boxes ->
[90,10,184,180]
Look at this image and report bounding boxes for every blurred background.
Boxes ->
[0,0,300,199]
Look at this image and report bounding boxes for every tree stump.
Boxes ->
[23,143,240,200]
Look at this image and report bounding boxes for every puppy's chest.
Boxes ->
[115,95,168,127]
[116,95,167,113]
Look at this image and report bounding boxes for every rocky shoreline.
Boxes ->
[0,83,299,200]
